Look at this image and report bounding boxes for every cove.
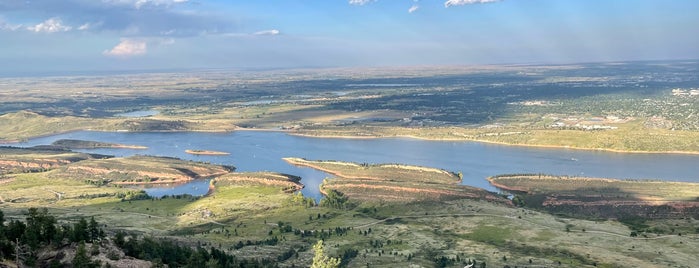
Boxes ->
[11,131,699,200]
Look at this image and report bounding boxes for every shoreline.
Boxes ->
[5,126,699,156]
[110,144,148,150]
[112,178,195,185]
[290,131,699,156]
[283,158,370,180]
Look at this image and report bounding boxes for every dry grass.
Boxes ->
[0,163,697,267]
[214,172,303,192]
[285,158,507,204]
[0,111,117,142]
[489,175,699,202]
[284,157,461,184]
[53,155,233,184]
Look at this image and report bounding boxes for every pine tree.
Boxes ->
[311,240,340,268]
[88,217,100,242]
[73,242,99,268]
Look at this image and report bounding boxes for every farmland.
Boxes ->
[2,61,699,153]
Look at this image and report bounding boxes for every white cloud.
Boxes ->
[0,19,22,31]
[78,21,103,31]
[2,1,237,38]
[159,38,175,45]
[104,0,189,9]
[161,29,176,35]
[103,39,147,57]
[253,29,280,36]
[444,0,500,7]
[408,5,419,13]
[78,23,91,31]
[349,0,375,5]
[27,18,72,33]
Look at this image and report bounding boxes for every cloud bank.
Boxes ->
[408,5,419,13]
[0,0,236,37]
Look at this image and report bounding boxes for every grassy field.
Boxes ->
[0,111,116,142]
[0,159,697,267]
[215,172,304,192]
[283,157,462,184]
[489,174,699,223]
[489,174,699,202]
[296,121,699,154]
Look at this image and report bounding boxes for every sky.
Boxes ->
[0,0,698,75]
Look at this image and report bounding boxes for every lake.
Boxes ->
[114,110,160,118]
[11,131,699,199]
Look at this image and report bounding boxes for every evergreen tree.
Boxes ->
[319,190,348,209]
[311,240,340,268]
[72,218,89,242]
[73,242,100,268]
[88,217,101,242]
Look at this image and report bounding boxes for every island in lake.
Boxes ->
[185,149,230,155]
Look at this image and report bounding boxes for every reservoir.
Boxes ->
[11,131,699,199]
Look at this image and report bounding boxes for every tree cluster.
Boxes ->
[0,208,104,266]
[114,232,277,267]
[319,190,349,209]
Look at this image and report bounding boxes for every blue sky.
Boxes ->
[1,0,697,74]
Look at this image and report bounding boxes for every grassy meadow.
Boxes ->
[0,158,697,267]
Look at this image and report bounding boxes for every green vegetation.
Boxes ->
[0,208,105,267]
[489,174,699,201]
[311,240,340,268]
[489,174,699,219]
[0,155,697,267]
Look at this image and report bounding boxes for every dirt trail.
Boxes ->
[45,189,63,200]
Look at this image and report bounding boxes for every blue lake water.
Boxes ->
[114,110,159,118]
[10,131,699,199]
